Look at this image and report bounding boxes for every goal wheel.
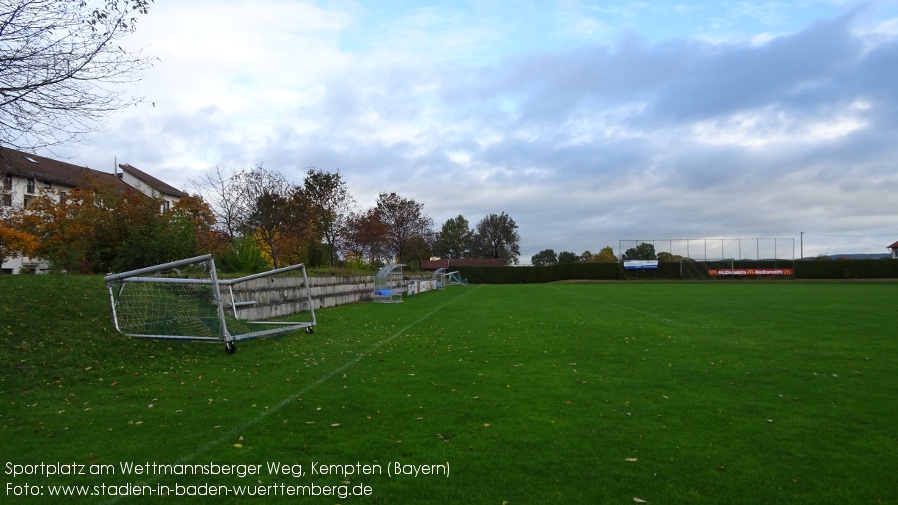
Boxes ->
[306,327,315,334]
[225,342,237,354]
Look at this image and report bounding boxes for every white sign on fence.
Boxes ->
[624,260,659,270]
[406,279,438,296]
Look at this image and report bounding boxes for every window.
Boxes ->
[26,177,35,194]
[44,181,51,189]
[2,174,10,206]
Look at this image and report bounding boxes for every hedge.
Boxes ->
[453,259,898,284]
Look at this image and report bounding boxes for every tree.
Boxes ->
[15,177,195,273]
[531,249,557,267]
[657,251,684,263]
[217,235,269,273]
[227,165,313,269]
[249,187,307,267]
[580,250,593,262]
[591,246,618,263]
[342,207,389,267]
[374,192,433,263]
[472,212,520,264]
[403,235,432,270]
[0,205,37,264]
[0,0,154,150]
[557,251,579,263]
[303,167,353,266]
[622,242,657,261]
[434,215,473,259]
[173,194,227,256]
[190,163,248,241]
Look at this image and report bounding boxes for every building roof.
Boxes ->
[1,146,126,190]
[1,147,185,199]
[421,258,508,270]
[888,241,898,250]
[118,163,187,198]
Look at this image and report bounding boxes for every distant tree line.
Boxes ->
[531,245,617,266]
[1,163,522,273]
[531,242,689,267]
[618,242,680,262]
[193,164,521,271]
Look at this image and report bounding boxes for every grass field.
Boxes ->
[2,276,897,504]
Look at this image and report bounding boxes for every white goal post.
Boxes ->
[103,254,316,354]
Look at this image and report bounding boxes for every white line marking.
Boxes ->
[101,286,480,504]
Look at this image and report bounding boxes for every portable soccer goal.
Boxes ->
[443,271,466,285]
[431,268,466,289]
[104,254,316,354]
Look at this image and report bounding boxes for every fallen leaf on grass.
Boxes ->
[331,423,341,427]
[625,458,638,462]
[233,444,243,448]
[634,498,649,503]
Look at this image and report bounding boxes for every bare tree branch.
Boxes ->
[0,0,153,150]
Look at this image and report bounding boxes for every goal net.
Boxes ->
[104,254,316,353]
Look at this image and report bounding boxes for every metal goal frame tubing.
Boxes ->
[103,254,215,282]
[103,255,316,344]
[104,255,221,339]
[221,262,317,337]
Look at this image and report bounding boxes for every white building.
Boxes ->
[116,163,187,212]
[1,147,185,274]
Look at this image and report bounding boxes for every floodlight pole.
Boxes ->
[800,231,803,259]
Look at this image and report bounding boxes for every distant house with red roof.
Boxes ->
[888,241,898,259]
[420,258,508,270]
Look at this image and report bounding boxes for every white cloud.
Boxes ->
[690,101,870,149]
[34,0,898,260]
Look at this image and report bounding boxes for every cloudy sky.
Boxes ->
[44,0,898,261]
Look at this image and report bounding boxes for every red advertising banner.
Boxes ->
[708,268,794,277]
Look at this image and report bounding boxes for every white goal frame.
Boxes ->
[103,254,316,354]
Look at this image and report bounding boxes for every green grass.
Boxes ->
[2,276,897,504]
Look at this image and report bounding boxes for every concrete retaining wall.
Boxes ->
[228,274,429,320]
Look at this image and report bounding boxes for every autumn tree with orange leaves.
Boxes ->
[0,205,38,264]
[173,194,228,258]
[15,178,199,273]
